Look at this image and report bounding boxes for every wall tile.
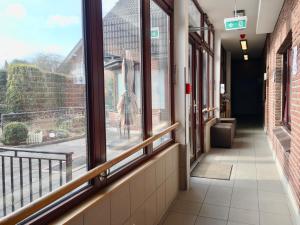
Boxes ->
[156,182,166,222]
[84,196,110,225]
[145,192,157,225]
[156,157,166,188]
[111,183,131,225]
[145,165,156,199]
[130,171,146,214]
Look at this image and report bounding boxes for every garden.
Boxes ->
[0,63,86,146]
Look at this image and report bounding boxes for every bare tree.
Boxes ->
[33,53,63,73]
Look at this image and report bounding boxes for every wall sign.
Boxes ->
[292,46,298,76]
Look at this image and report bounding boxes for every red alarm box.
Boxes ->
[186,83,191,94]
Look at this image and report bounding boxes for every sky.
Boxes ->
[0,0,119,68]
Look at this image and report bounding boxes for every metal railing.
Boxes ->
[0,122,180,225]
[0,147,73,217]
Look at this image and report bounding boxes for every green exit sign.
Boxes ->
[224,16,247,30]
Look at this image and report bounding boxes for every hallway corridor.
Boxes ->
[161,125,295,225]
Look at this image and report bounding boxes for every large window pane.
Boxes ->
[210,31,214,50]
[202,50,208,120]
[0,0,87,216]
[151,1,171,148]
[209,55,214,117]
[189,0,201,35]
[204,22,209,43]
[102,0,143,171]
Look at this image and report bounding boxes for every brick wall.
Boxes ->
[265,0,300,207]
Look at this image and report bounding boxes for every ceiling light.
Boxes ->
[244,54,249,61]
[240,40,248,51]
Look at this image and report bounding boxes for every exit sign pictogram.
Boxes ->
[224,16,247,30]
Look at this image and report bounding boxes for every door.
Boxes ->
[189,38,204,164]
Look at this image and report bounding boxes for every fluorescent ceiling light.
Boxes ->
[244,54,249,61]
[240,40,248,50]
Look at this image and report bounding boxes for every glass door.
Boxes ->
[189,38,204,164]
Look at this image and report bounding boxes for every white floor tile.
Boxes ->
[260,212,293,225]
[199,204,229,220]
[259,200,290,215]
[228,208,259,225]
[170,199,202,215]
[195,216,227,225]
[204,186,232,207]
[162,212,197,225]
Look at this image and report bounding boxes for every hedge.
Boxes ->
[6,64,66,113]
[3,122,28,145]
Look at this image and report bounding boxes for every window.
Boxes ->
[189,0,201,35]
[102,0,144,171]
[0,0,175,222]
[210,31,214,50]
[202,50,208,120]
[151,0,172,148]
[282,47,292,129]
[204,21,209,43]
[209,55,214,117]
[0,0,87,217]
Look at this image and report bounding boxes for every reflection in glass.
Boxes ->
[102,0,143,171]
[188,44,194,159]
[204,22,209,43]
[209,55,214,117]
[0,0,87,216]
[202,50,208,121]
[151,1,172,148]
[189,0,201,35]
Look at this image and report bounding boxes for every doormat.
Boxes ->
[191,163,233,180]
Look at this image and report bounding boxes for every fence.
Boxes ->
[0,147,73,217]
[0,107,85,129]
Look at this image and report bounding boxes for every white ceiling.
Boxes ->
[256,0,284,34]
[196,0,277,59]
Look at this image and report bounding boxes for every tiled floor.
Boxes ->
[161,125,296,225]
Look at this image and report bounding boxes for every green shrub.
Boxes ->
[3,122,28,145]
[6,64,44,112]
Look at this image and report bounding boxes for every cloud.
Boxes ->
[3,3,27,19]
[0,36,37,67]
[0,36,66,68]
[47,15,80,27]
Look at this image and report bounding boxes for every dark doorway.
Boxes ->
[231,59,264,123]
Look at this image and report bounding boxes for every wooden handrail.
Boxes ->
[0,122,180,225]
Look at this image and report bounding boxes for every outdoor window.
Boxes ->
[102,0,144,171]
[0,0,175,222]
[202,50,208,120]
[151,0,172,148]
[189,0,201,35]
[209,55,214,117]
[0,0,87,217]
[204,21,209,43]
[282,47,292,129]
[210,31,214,50]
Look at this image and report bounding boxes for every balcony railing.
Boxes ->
[0,147,73,217]
[0,122,179,224]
